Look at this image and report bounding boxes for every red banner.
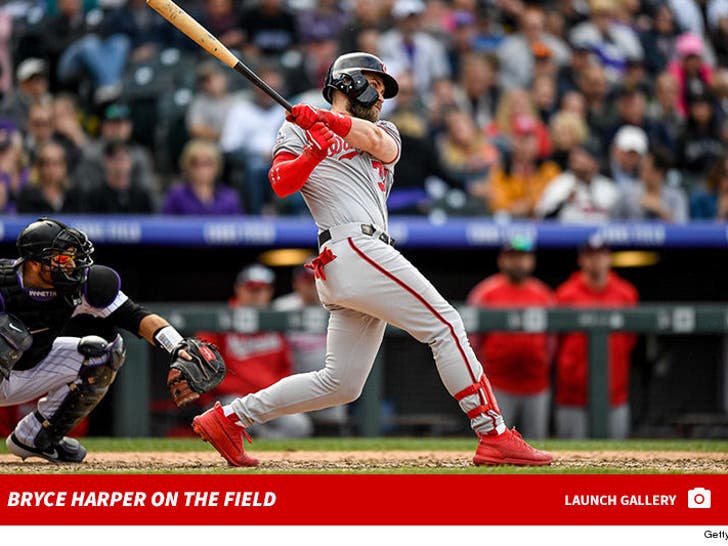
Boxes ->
[0,474,726,525]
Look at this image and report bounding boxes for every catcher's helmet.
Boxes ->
[17,217,94,292]
[323,52,399,106]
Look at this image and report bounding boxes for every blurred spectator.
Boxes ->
[531,73,558,123]
[0,119,29,213]
[162,139,242,215]
[667,32,714,117]
[445,10,480,76]
[284,25,339,97]
[606,124,648,191]
[51,92,87,172]
[548,110,589,170]
[677,84,725,189]
[240,0,299,57]
[102,0,178,63]
[198,0,244,50]
[487,115,561,218]
[467,235,555,439]
[16,140,81,213]
[569,0,644,82]
[710,7,728,67]
[379,0,451,97]
[0,58,51,130]
[198,264,314,439]
[560,89,588,119]
[638,3,678,76]
[577,62,613,143]
[219,64,287,214]
[496,6,570,89]
[45,0,130,104]
[0,11,10,97]
[80,140,155,213]
[74,102,157,193]
[436,109,499,195]
[690,153,728,220]
[554,235,639,439]
[387,72,461,213]
[453,52,500,129]
[186,61,238,142]
[296,0,348,47]
[556,38,593,95]
[645,72,685,154]
[613,148,688,222]
[23,102,55,162]
[272,262,348,433]
[486,87,551,159]
[337,0,390,56]
[536,139,619,223]
[713,68,728,122]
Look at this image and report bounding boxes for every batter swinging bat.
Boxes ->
[145,0,293,111]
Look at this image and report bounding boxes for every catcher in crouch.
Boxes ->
[0,217,224,463]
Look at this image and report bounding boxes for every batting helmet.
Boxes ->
[17,217,94,291]
[323,52,399,107]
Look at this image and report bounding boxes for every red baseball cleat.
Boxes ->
[473,427,553,466]
[192,402,259,467]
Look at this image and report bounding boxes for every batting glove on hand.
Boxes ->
[304,122,336,161]
[317,109,353,137]
[286,104,319,130]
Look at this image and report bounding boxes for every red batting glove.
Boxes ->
[317,109,352,138]
[286,104,319,130]
[305,122,336,160]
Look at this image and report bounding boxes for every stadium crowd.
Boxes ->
[1,0,728,221]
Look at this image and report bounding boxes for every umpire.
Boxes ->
[0,217,216,463]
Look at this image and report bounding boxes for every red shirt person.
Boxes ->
[554,236,639,439]
[198,264,313,439]
[467,235,555,438]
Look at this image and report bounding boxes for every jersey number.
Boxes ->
[371,160,386,192]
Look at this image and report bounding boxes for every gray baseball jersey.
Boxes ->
[272,120,401,231]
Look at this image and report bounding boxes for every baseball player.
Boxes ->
[192,52,552,467]
[0,217,204,462]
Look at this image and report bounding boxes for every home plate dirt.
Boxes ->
[1,450,727,473]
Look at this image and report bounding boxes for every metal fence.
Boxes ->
[117,303,728,438]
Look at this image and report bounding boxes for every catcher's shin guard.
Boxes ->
[34,335,126,451]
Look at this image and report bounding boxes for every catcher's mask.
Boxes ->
[323,52,399,108]
[16,217,94,296]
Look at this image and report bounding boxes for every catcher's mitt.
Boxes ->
[167,338,225,407]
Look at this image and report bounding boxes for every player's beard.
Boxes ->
[347,97,380,122]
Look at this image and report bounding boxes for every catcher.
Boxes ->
[0,217,224,463]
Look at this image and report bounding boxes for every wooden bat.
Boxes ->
[146,0,292,111]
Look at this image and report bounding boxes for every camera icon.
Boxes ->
[687,487,711,509]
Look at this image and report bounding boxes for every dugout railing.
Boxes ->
[117,303,728,439]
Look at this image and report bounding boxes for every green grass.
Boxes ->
[2,437,726,453]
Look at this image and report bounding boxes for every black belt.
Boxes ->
[318,224,395,247]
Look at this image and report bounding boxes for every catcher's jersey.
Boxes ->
[273,119,401,231]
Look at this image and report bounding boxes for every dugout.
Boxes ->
[1,216,727,438]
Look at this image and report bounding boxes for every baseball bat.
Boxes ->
[145,0,292,111]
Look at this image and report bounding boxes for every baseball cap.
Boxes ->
[676,32,704,58]
[392,0,425,19]
[16,58,47,82]
[103,103,131,121]
[512,115,538,136]
[502,234,535,253]
[236,264,275,287]
[579,233,610,253]
[614,125,648,154]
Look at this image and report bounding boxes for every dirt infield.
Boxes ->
[1,450,727,473]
